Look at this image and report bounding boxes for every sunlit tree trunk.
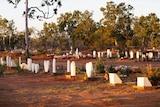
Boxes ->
[25,0,29,61]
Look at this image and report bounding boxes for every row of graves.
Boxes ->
[0,52,154,90]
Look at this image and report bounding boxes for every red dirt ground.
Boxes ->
[0,57,160,107]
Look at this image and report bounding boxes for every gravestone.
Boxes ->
[19,57,21,65]
[27,58,32,71]
[107,49,110,58]
[70,61,76,76]
[44,60,50,72]
[31,63,35,72]
[109,73,122,84]
[10,60,17,67]
[52,58,56,73]
[137,77,152,87]
[67,60,70,72]
[136,51,140,59]
[86,62,93,78]
[93,50,96,58]
[129,51,134,59]
[20,63,28,70]
[34,64,39,73]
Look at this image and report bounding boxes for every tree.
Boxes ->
[7,0,62,61]
[100,1,134,50]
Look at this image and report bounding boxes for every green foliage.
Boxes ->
[95,58,105,73]
[148,68,160,86]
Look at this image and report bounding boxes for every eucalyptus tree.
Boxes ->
[133,13,160,49]
[100,1,134,50]
[0,17,16,50]
[7,0,62,60]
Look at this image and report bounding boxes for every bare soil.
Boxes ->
[0,57,160,107]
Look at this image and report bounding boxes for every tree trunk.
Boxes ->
[25,0,29,62]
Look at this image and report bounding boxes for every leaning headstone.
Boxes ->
[137,77,152,87]
[67,60,70,72]
[86,62,93,78]
[27,58,32,71]
[44,60,50,72]
[70,61,76,76]
[52,58,56,73]
[34,64,39,73]
[109,73,122,85]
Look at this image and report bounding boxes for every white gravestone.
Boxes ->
[70,61,76,76]
[19,57,21,65]
[34,64,39,73]
[86,62,93,78]
[44,60,50,72]
[137,77,152,87]
[93,51,96,58]
[27,58,32,71]
[31,63,35,72]
[52,58,56,73]
[109,73,122,84]
[136,51,140,59]
[129,51,134,59]
[67,60,70,72]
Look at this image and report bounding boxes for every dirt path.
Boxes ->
[0,72,160,107]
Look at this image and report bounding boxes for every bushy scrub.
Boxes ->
[95,58,105,73]
[0,64,6,77]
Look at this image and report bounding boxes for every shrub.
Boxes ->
[0,64,6,77]
[95,58,105,73]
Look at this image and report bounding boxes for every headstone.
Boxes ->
[27,58,32,71]
[125,51,128,58]
[75,48,79,59]
[109,73,122,84]
[86,62,93,78]
[136,51,140,59]
[93,50,96,58]
[52,58,56,73]
[70,61,76,76]
[148,52,153,60]
[137,77,152,87]
[98,52,101,58]
[107,49,110,58]
[0,57,5,65]
[67,60,70,72]
[44,60,50,72]
[31,63,35,72]
[11,60,17,67]
[20,63,28,70]
[129,51,134,59]
[19,57,21,65]
[34,64,39,73]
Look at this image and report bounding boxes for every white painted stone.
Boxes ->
[136,51,140,59]
[20,63,28,70]
[27,58,32,71]
[11,60,17,67]
[93,51,96,58]
[137,77,152,87]
[107,49,110,58]
[86,62,93,78]
[109,73,122,84]
[6,56,9,66]
[148,52,153,59]
[34,64,39,73]
[125,51,128,58]
[129,51,134,59]
[19,57,21,65]
[31,63,35,72]
[70,61,76,76]
[67,60,70,72]
[52,58,56,73]
[98,52,101,58]
[44,60,50,72]
[0,57,5,65]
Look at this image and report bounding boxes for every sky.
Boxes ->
[0,0,160,31]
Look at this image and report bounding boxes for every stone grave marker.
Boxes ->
[70,61,76,76]
[44,60,50,72]
[109,73,122,85]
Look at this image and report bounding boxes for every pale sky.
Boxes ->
[0,0,160,31]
